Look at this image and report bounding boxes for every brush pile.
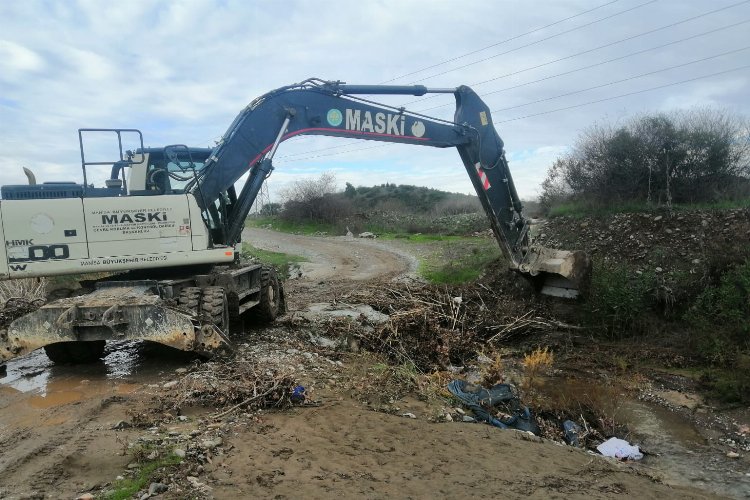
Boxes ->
[167,355,297,415]
[331,273,577,371]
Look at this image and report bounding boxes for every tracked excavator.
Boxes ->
[0,78,590,364]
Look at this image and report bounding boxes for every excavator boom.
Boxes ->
[194,78,591,296]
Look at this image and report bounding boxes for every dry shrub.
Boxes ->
[164,357,295,415]
[521,347,554,393]
[0,278,47,330]
[0,278,47,305]
[481,353,506,387]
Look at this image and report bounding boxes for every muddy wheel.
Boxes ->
[178,287,201,311]
[44,340,106,364]
[254,267,281,323]
[201,286,228,330]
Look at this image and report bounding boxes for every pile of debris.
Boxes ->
[334,278,575,371]
[0,296,45,330]
[537,208,750,277]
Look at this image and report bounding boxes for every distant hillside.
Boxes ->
[343,183,480,214]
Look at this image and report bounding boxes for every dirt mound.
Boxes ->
[536,208,750,277]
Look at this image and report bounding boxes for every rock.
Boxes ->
[149,482,168,495]
[727,451,740,459]
[654,216,663,221]
[127,462,140,469]
[665,228,673,234]
[455,407,466,415]
[655,267,663,273]
[112,420,132,430]
[444,413,453,422]
[116,475,124,481]
[358,232,376,239]
[76,494,95,500]
[140,494,151,500]
[162,380,179,389]
[146,450,159,460]
[201,437,223,449]
[178,415,188,422]
[401,412,417,419]
[173,448,186,458]
[175,368,188,375]
[462,415,476,423]
[692,259,701,265]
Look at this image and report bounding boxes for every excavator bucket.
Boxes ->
[518,246,592,299]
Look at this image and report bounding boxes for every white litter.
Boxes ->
[596,437,644,461]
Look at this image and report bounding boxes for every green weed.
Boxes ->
[582,261,656,338]
[548,199,750,218]
[686,260,750,362]
[104,453,182,500]
[418,240,501,284]
[240,243,307,278]
[245,216,337,235]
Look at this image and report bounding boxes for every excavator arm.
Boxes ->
[193,78,591,297]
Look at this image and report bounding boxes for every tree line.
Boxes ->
[540,108,750,211]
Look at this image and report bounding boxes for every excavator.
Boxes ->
[0,78,590,364]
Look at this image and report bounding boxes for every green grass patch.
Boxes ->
[379,233,469,242]
[245,216,337,235]
[418,239,501,284]
[548,198,750,218]
[104,454,182,500]
[241,242,307,278]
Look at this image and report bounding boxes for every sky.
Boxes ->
[1,0,749,202]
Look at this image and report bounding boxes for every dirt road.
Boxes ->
[0,231,726,499]
[243,227,418,311]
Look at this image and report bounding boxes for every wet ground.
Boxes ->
[619,399,750,498]
[0,230,747,498]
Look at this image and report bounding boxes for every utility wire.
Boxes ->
[276,143,394,164]
[491,46,750,113]
[279,66,750,163]
[410,0,750,85]
[303,2,640,156]
[378,0,621,84]
[412,19,750,112]
[493,65,750,124]
[279,2,749,161]
[277,21,748,160]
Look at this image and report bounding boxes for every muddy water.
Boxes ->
[620,399,750,498]
[0,341,194,406]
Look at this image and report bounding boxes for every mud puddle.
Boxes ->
[620,399,750,498]
[0,341,195,408]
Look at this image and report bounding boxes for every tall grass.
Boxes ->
[0,278,47,306]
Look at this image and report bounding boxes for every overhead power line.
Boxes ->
[491,46,750,113]
[278,66,750,164]
[379,0,621,84]
[279,2,750,162]
[493,65,750,124]
[413,19,750,112]
[407,0,750,85]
